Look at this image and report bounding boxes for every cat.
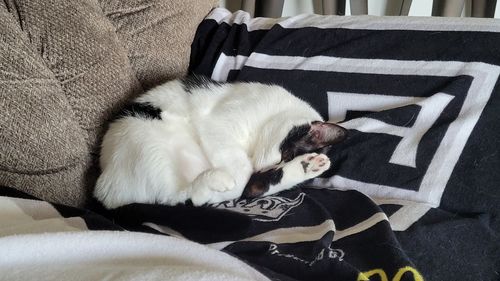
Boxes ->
[94,76,347,209]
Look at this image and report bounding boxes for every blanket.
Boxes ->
[187,9,500,281]
[0,187,420,281]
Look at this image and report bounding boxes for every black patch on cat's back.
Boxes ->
[182,74,223,93]
[117,102,162,120]
[242,168,284,199]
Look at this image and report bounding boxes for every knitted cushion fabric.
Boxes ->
[0,0,218,207]
[100,0,219,90]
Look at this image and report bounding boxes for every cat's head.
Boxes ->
[252,114,347,171]
[279,121,347,162]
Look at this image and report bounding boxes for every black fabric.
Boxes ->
[109,188,417,281]
[397,208,499,281]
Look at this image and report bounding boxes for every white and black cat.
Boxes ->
[94,76,346,209]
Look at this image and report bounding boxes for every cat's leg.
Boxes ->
[190,124,255,205]
[199,144,254,191]
[242,153,330,198]
[189,150,254,206]
[195,117,255,189]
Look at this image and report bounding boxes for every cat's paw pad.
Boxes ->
[207,169,235,192]
[300,153,330,176]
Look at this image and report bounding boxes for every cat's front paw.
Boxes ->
[299,153,331,178]
[191,169,236,206]
[206,168,236,192]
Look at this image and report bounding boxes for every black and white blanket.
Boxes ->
[187,8,500,280]
[2,9,499,281]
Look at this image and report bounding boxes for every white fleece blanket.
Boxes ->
[0,193,269,281]
[0,231,269,281]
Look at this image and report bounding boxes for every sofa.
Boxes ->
[1,3,499,281]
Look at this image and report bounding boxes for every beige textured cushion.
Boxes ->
[101,0,218,89]
[0,0,217,206]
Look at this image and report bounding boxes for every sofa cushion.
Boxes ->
[100,0,219,89]
[0,4,91,205]
[0,0,216,206]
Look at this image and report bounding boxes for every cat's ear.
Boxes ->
[309,121,347,148]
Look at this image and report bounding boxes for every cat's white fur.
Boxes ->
[94,79,330,208]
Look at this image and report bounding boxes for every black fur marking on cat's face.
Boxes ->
[242,168,284,199]
[280,122,348,162]
[182,74,222,93]
[117,102,162,120]
[279,124,313,162]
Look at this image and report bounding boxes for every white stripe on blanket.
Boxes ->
[0,197,87,237]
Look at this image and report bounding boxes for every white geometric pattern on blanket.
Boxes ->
[329,92,453,168]
[211,53,500,230]
[207,8,500,33]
